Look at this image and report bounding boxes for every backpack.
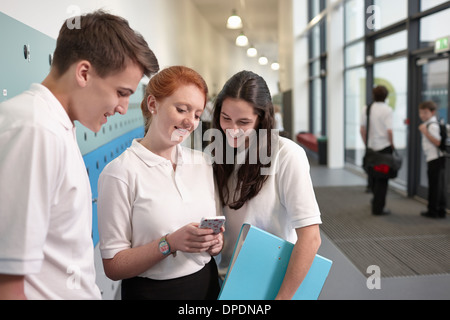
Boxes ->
[427,119,449,152]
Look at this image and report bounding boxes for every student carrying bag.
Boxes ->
[362,103,402,179]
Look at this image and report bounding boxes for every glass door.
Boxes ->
[416,57,449,207]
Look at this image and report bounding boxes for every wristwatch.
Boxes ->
[159,234,172,256]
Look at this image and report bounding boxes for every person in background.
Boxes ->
[97,66,223,300]
[0,10,159,299]
[418,100,447,219]
[274,104,284,132]
[274,104,289,138]
[211,70,322,300]
[360,85,394,215]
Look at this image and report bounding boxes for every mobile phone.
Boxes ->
[199,216,226,234]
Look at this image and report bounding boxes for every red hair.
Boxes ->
[141,66,208,133]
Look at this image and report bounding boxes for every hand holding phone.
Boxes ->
[199,216,226,234]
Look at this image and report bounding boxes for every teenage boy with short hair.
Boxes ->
[418,101,447,219]
[0,10,159,299]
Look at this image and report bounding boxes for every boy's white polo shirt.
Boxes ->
[97,140,217,280]
[361,102,393,151]
[0,84,101,299]
[422,115,442,162]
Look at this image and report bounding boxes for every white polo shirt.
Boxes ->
[217,137,322,278]
[361,102,393,151]
[0,84,101,300]
[422,116,442,162]
[97,140,217,280]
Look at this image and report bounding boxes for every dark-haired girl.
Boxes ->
[212,71,322,300]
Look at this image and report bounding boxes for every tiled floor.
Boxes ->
[310,163,450,300]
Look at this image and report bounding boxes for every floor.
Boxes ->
[106,159,450,300]
[311,162,450,300]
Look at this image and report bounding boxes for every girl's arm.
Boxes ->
[103,223,220,281]
[275,224,321,300]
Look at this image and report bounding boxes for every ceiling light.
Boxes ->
[271,62,280,71]
[227,10,243,29]
[247,46,258,57]
[236,32,249,47]
[258,56,268,65]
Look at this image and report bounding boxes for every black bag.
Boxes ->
[363,148,402,179]
[426,120,449,153]
[363,104,402,179]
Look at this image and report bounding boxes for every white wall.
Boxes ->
[0,0,279,97]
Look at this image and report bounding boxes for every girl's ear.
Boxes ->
[147,95,157,114]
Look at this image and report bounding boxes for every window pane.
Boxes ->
[375,30,407,57]
[372,0,407,31]
[421,0,449,11]
[374,57,408,186]
[421,59,449,117]
[420,8,450,48]
[345,0,364,42]
[345,41,365,67]
[345,67,366,165]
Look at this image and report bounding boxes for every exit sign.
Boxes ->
[435,36,450,53]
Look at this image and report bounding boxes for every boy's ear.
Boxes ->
[75,60,92,88]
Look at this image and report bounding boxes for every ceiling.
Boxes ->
[191,0,279,63]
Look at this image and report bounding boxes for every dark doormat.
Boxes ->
[314,186,450,278]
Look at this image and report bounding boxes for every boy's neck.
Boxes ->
[41,70,73,119]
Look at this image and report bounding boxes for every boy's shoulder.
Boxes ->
[0,84,72,136]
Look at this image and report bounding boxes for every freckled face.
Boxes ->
[149,84,205,146]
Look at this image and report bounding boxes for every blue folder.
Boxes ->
[218,224,332,300]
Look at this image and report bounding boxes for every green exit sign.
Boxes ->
[435,36,450,53]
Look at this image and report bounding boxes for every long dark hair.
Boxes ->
[212,70,274,210]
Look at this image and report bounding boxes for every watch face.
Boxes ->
[159,240,170,255]
[160,243,169,252]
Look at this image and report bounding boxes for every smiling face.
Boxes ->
[220,98,259,148]
[73,61,144,133]
[148,84,205,148]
